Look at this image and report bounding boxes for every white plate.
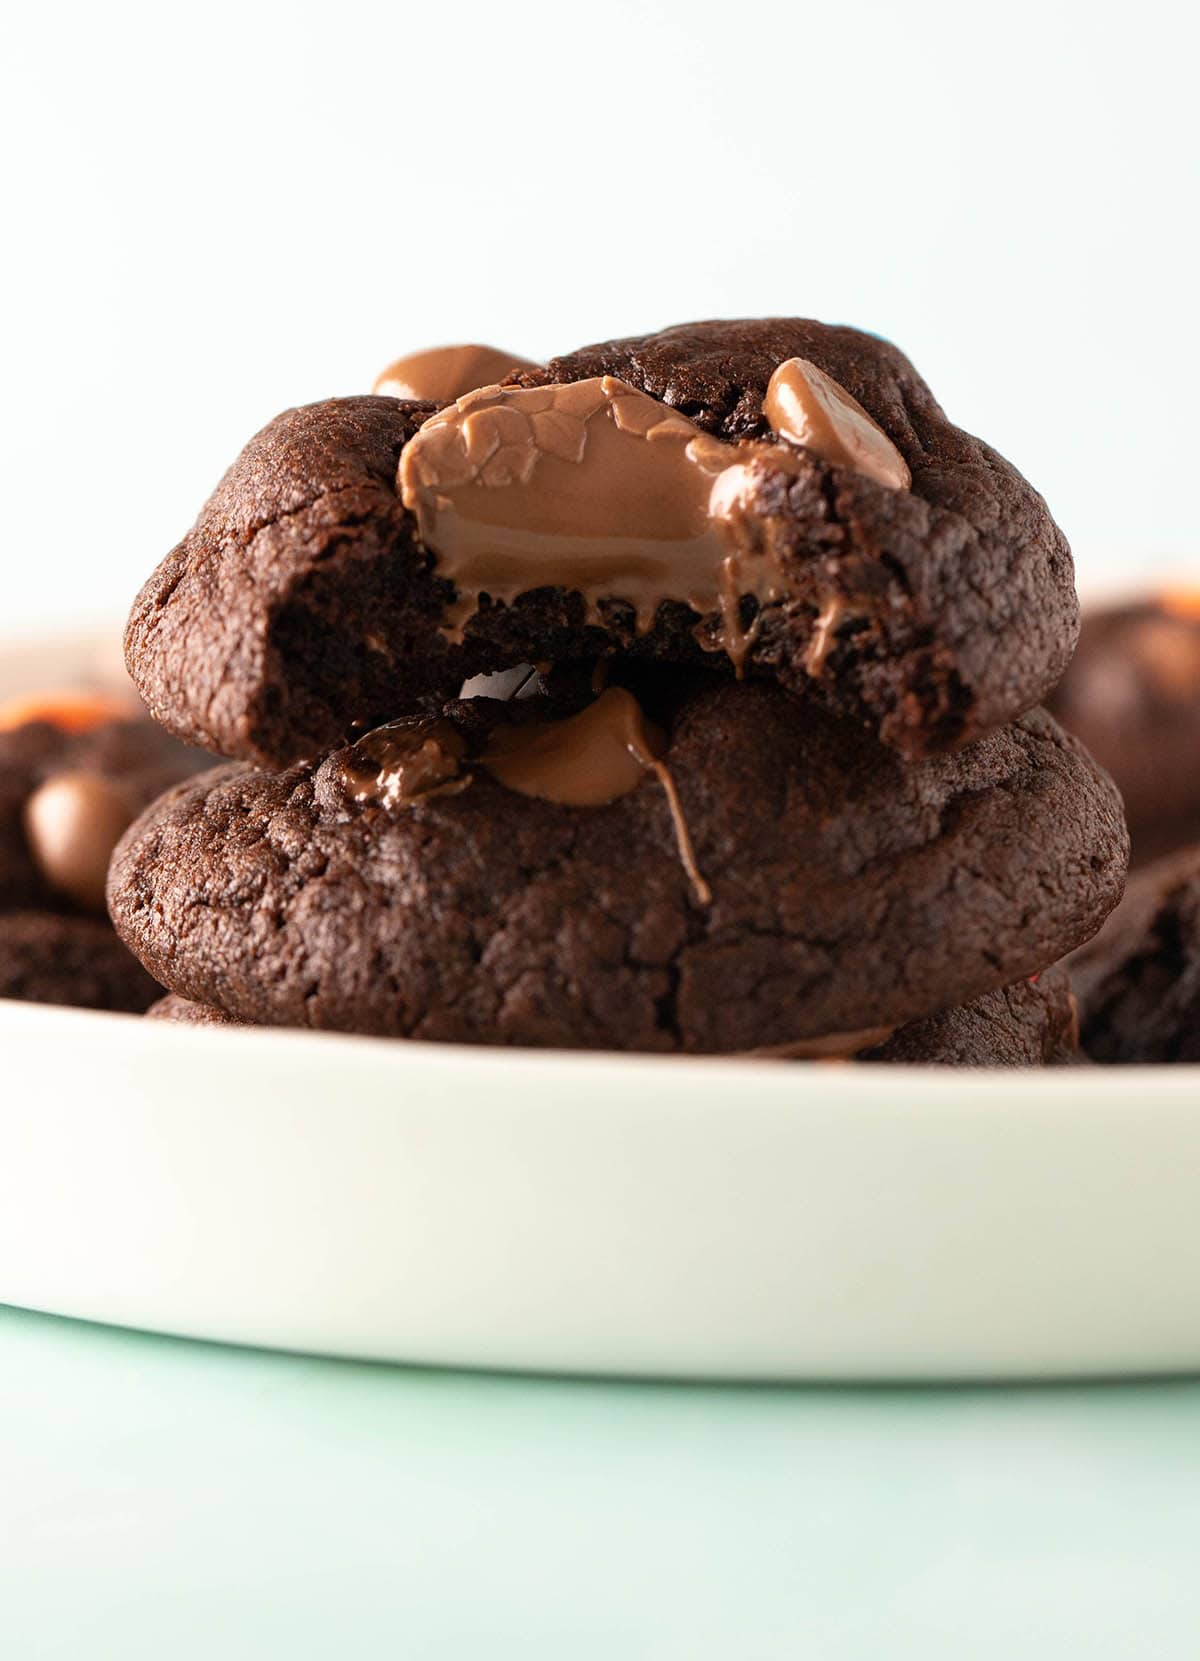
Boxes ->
[2,1000,1200,1379]
[3,625,1200,1381]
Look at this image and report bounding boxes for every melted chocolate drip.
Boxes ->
[337,689,711,906]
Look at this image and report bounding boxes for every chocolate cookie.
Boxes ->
[149,968,1080,1067]
[862,967,1079,1067]
[108,674,1125,1052]
[147,993,239,1026]
[1047,594,1200,864]
[0,911,160,1012]
[1070,846,1200,1063]
[0,699,203,1012]
[126,319,1076,768]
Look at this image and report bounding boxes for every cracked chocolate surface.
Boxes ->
[125,319,1077,768]
[108,679,1125,1051]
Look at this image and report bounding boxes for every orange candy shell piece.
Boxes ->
[0,688,138,735]
[1160,587,1200,621]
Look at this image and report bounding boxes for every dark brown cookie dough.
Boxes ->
[862,966,1079,1066]
[148,968,1080,1067]
[0,710,203,1011]
[126,396,474,767]
[147,992,240,1026]
[126,319,1076,769]
[1069,845,1200,1063]
[0,911,161,1013]
[1047,594,1200,865]
[109,676,1126,1052]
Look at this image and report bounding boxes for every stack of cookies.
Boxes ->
[109,320,1129,1064]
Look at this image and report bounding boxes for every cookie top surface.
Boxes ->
[1047,593,1200,864]
[126,319,1076,768]
[108,676,1126,1052]
[1070,844,1200,1063]
[0,710,203,915]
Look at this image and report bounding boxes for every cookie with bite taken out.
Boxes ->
[125,319,1077,768]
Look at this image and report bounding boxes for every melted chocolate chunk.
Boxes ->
[337,687,710,904]
[373,343,538,404]
[337,716,470,806]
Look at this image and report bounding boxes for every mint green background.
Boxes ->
[2,1306,1199,1657]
